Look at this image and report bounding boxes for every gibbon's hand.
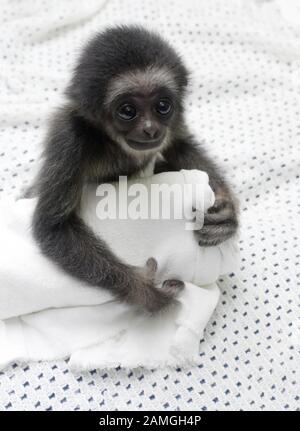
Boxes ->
[195,195,238,247]
[132,258,185,314]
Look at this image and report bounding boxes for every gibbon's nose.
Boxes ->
[143,122,159,140]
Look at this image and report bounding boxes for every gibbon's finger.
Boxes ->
[145,257,158,277]
[204,206,235,224]
[162,279,185,295]
[197,222,237,246]
[207,198,233,214]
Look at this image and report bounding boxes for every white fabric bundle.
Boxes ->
[0,169,238,370]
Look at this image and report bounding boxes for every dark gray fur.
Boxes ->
[32,26,238,313]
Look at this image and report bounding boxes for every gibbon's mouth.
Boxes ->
[126,139,162,151]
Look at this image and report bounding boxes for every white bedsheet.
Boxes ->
[0,0,299,411]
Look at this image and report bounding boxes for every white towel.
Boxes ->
[0,169,238,370]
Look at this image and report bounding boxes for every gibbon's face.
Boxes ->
[104,67,180,152]
[111,91,173,151]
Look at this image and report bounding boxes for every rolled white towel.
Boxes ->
[0,169,238,369]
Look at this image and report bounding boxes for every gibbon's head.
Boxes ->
[67,26,189,154]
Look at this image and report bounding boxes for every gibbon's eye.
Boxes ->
[116,103,137,121]
[155,99,172,116]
